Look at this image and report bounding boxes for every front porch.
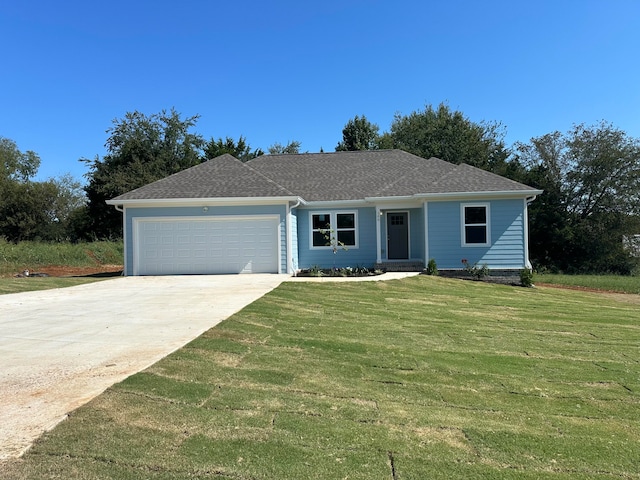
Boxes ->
[374,260,425,272]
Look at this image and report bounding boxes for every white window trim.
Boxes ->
[461,203,491,247]
[309,211,359,250]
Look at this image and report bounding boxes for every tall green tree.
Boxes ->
[335,115,380,151]
[1,136,41,182]
[0,181,58,241]
[517,122,640,273]
[83,109,204,239]
[0,137,74,242]
[203,135,264,162]
[382,103,509,171]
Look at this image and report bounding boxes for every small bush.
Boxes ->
[461,259,489,280]
[520,267,534,287]
[308,265,324,277]
[426,258,438,276]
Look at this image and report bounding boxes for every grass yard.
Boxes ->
[3,276,639,479]
[535,273,640,294]
[0,276,111,295]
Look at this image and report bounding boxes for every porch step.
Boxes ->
[375,261,425,272]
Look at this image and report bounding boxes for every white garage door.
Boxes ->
[134,216,279,275]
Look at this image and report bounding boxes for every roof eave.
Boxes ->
[413,189,544,201]
[106,196,303,208]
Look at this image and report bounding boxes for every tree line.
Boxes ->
[2,104,639,274]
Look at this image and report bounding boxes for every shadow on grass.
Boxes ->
[72,270,123,278]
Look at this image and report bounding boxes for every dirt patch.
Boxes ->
[536,283,640,305]
[536,282,619,294]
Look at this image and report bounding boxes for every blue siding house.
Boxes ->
[107,150,542,276]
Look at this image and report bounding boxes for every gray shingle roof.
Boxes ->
[110,150,538,202]
[111,154,294,200]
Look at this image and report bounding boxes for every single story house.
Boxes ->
[107,149,542,276]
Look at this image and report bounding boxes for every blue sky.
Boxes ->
[1,0,639,183]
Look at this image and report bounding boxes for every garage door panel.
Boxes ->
[135,217,279,275]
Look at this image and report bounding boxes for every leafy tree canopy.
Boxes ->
[0,137,86,242]
[382,103,509,171]
[203,135,264,162]
[0,136,41,182]
[83,108,204,239]
[268,140,302,155]
[516,122,640,273]
[335,115,380,151]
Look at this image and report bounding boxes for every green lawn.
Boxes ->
[3,276,639,479]
[0,277,110,295]
[535,273,640,294]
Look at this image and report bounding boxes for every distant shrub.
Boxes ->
[426,258,438,276]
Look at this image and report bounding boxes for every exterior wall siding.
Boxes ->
[427,199,526,269]
[297,206,378,269]
[123,204,288,276]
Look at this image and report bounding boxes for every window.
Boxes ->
[462,204,490,246]
[310,211,357,248]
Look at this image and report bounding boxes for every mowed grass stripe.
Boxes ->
[4,276,639,479]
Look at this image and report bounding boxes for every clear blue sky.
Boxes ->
[1,0,639,183]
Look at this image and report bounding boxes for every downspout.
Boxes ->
[524,196,537,269]
[423,202,429,266]
[287,198,302,275]
[112,204,126,275]
[375,205,382,264]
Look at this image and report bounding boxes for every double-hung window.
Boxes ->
[311,211,357,248]
[462,204,490,246]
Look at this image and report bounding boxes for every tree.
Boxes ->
[335,115,380,151]
[1,136,40,182]
[83,109,204,239]
[0,180,59,241]
[383,103,509,171]
[268,140,302,155]
[516,122,640,273]
[203,135,264,162]
[0,137,90,242]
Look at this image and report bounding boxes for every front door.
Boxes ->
[387,212,409,260]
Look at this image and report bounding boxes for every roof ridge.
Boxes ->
[240,156,297,196]
[376,156,453,195]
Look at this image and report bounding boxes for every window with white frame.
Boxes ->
[462,204,490,246]
[310,211,357,248]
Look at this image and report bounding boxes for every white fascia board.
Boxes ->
[413,190,544,202]
[298,199,371,208]
[365,190,543,203]
[364,195,417,203]
[106,196,302,208]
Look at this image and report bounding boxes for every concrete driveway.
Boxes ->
[0,274,286,460]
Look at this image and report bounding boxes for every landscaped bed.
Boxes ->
[2,275,638,479]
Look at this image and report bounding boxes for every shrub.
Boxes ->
[426,258,438,276]
[462,259,489,280]
[520,267,534,287]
